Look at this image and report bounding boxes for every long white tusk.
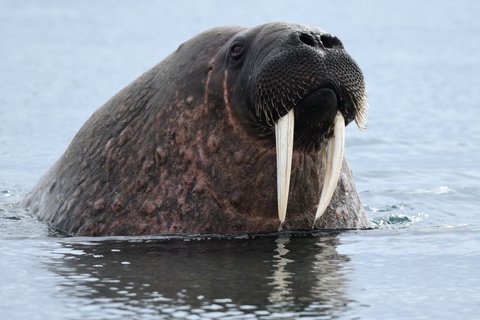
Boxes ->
[313,112,345,227]
[275,109,295,227]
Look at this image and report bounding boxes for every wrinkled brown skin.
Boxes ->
[23,23,369,236]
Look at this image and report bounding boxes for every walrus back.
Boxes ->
[23,27,244,235]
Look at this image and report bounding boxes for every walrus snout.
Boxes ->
[251,28,367,133]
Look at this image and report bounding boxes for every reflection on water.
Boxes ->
[46,235,355,319]
[267,238,292,306]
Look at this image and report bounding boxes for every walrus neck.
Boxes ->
[221,69,275,152]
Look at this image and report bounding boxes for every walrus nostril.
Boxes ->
[320,34,343,49]
[299,32,316,47]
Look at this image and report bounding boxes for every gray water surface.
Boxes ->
[1,1,480,319]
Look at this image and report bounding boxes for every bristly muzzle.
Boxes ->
[252,45,368,129]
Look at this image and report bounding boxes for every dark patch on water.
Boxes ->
[0,215,22,221]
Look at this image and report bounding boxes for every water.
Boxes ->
[1,0,480,319]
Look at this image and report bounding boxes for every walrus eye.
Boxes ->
[230,43,245,60]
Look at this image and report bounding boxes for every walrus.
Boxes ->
[23,22,369,236]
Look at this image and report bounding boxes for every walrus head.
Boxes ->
[221,23,368,228]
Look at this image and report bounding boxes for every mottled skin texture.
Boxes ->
[23,23,369,236]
